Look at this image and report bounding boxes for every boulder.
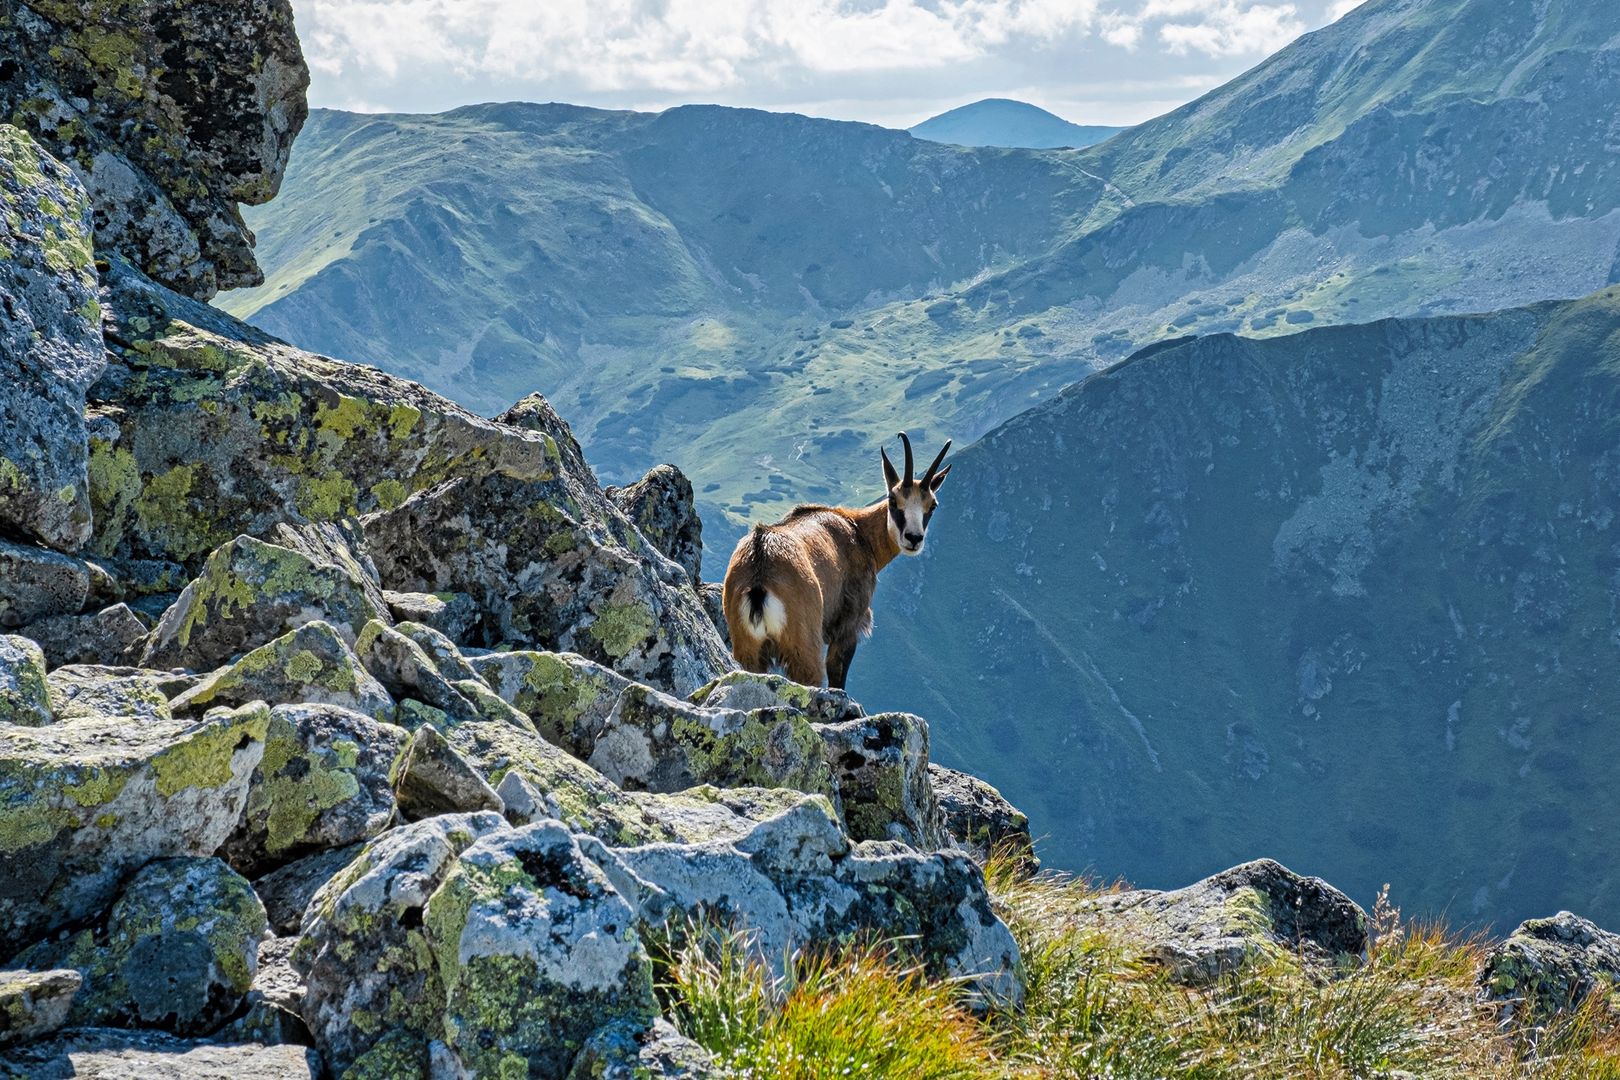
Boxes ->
[589,684,836,802]
[1077,858,1368,985]
[354,620,494,726]
[0,1029,320,1079]
[697,582,729,650]
[384,590,480,645]
[218,702,408,875]
[252,842,363,936]
[466,649,631,757]
[611,798,1022,1005]
[393,723,504,821]
[170,621,394,721]
[14,857,266,1035]
[86,261,561,571]
[292,812,509,1073]
[142,532,389,672]
[566,1017,718,1080]
[690,670,862,724]
[19,603,148,668]
[426,822,660,1078]
[928,763,1037,871]
[606,464,703,583]
[0,701,268,955]
[0,0,309,299]
[0,969,81,1046]
[816,712,942,848]
[0,635,52,726]
[364,467,732,696]
[47,664,185,724]
[209,936,311,1047]
[392,621,479,682]
[0,539,89,629]
[1480,911,1620,1025]
[0,125,104,550]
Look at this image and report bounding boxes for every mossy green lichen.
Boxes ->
[587,600,656,660]
[151,704,269,797]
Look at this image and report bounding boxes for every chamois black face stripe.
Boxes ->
[923,507,934,526]
[890,501,905,529]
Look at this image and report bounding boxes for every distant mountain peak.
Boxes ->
[908,98,1124,150]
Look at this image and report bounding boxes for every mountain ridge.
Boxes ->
[908,97,1124,149]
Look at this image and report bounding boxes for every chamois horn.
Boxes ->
[921,440,952,486]
[898,431,915,482]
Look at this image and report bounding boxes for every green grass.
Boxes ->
[656,858,1620,1079]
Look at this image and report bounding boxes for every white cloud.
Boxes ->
[1143,0,1305,58]
[1329,0,1364,17]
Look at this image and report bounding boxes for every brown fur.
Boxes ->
[722,500,901,688]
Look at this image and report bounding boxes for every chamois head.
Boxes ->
[880,432,951,556]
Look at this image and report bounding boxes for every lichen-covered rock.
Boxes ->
[293,812,508,1074]
[697,582,729,650]
[394,723,503,821]
[1480,911,1620,1025]
[566,1017,718,1080]
[611,798,1022,1005]
[47,664,186,724]
[0,125,104,551]
[1078,858,1368,985]
[219,702,407,875]
[816,712,942,848]
[0,701,268,955]
[426,821,660,1078]
[87,260,562,571]
[384,590,480,646]
[0,968,81,1046]
[606,464,703,584]
[392,621,479,682]
[170,621,394,720]
[209,936,311,1047]
[0,1028,320,1079]
[0,0,309,299]
[466,649,631,757]
[19,603,148,668]
[354,620,497,728]
[928,763,1037,872]
[0,634,52,726]
[628,785,830,848]
[690,670,862,724]
[0,538,89,629]
[365,467,732,696]
[252,842,362,936]
[14,857,266,1035]
[589,684,837,802]
[143,532,389,672]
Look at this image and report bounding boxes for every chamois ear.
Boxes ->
[880,445,901,491]
[928,463,952,491]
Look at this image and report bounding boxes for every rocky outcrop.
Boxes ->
[0,539,90,629]
[1076,859,1368,985]
[0,1028,320,1079]
[169,621,394,720]
[0,126,103,551]
[0,636,51,726]
[0,0,308,299]
[18,603,147,668]
[929,763,1036,871]
[607,464,703,583]
[1480,912,1620,1025]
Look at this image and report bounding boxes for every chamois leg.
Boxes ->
[826,635,858,691]
[729,635,769,674]
[778,630,828,689]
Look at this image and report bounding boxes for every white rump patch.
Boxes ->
[742,591,788,640]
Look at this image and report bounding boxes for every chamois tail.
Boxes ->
[737,527,787,640]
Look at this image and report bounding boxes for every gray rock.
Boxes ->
[0,125,104,550]
[384,590,481,645]
[355,620,484,724]
[292,812,509,1074]
[143,532,390,672]
[566,1017,719,1080]
[393,621,480,682]
[14,857,266,1035]
[0,968,81,1046]
[251,843,363,936]
[19,604,148,669]
[0,702,269,956]
[496,770,549,826]
[170,621,394,721]
[218,702,407,876]
[0,1029,320,1079]
[0,634,52,726]
[466,649,631,757]
[0,0,309,299]
[607,464,703,583]
[1078,858,1368,985]
[697,582,729,650]
[1480,911,1620,1025]
[393,723,504,820]
[816,712,942,848]
[690,670,862,723]
[0,538,89,629]
[47,664,185,724]
[208,937,311,1047]
[928,763,1037,872]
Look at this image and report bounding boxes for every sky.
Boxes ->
[293,0,1367,129]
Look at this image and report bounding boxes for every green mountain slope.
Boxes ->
[853,285,1620,931]
[226,0,1620,570]
[908,98,1124,149]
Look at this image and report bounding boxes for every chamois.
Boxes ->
[722,432,952,689]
